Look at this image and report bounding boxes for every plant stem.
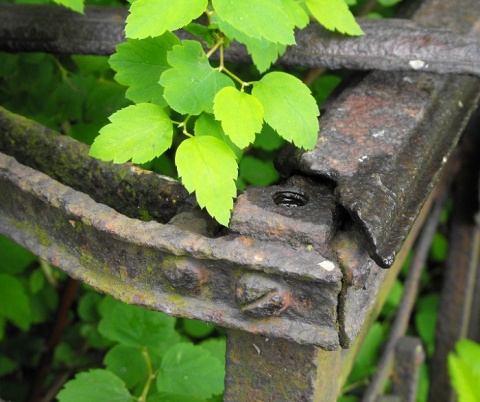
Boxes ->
[138,347,155,402]
[206,37,223,59]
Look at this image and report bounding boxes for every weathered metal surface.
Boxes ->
[276,71,480,268]
[224,329,342,402]
[0,106,190,224]
[1,4,480,77]
[428,113,480,402]
[390,337,424,402]
[0,149,343,349]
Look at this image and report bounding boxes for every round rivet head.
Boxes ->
[236,274,291,318]
[163,258,205,294]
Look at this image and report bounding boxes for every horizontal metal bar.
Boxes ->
[0,4,479,77]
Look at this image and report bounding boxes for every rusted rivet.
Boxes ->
[236,273,291,318]
[272,191,309,208]
[163,258,205,294]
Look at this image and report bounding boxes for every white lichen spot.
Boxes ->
[358,155,369,163]
[373,130,385,138]
[458,101,464,108]
[254,255,263,262]
[403,76,414,83]
[318,260,335,271]
[252,343,261,354]
[409,60,426,70]
[442,156,447,163]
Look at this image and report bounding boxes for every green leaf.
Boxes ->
[57,369,133,402]
[29,269,45,294]
[52,0,84,13]
[213,87,263,149]
[430,232,448,261]
[109,34,180,106]
[199,338,226,364]
[448,350,480,402]
[306,0,364,36]
[0,355,17,377]
[254,124,285,151]
[90,103,173,164]
[252,72,319,150]
[280,0,310,28]
[182,319,215,339]
[0,235,36,275]
[104,344,149,389]
[98,300,178,350]
[126,0,207,39]
[0,274,32,330]
[176,136,238,225]
[160,41,234,115]
[157,343,224,398]
[454,339,480,375]
[216,17,286,73]
[239,156,280,187]
[378,0,402,6]
[184,23,216,47]
[213,0,295,45]
[194,113,242,160]
[415,294,439,356]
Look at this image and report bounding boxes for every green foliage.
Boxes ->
[448,339,480,402]
[86,0,362,225]
[52,0,84,13]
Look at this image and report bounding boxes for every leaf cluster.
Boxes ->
[57,296,225,402]
[86,0,363,225]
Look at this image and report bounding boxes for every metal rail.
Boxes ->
[0,4,479,77]
[0,0,479,400]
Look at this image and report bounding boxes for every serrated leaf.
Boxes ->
[0,274,32,330]
[213,0,295,45]
[194,113,242,160]
[53,0,84,13]
[157,343,224,398]
[252,72,319,150]
[176,136,237,225]
[160,41,234,115]
[126,0,207,39]
[216,18,286,73]
[213,87,263,149]
[57,369,132,402]
[109,34,181,106]
[89,103,173,164]
[306,0,364,36]
[104,344,148,389]
[98,300,178,351]
[280,0,310,28]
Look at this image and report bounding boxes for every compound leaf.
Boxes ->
[176,136,237,225]
[57,369,132,402]
[212,0,295,45]
[160,41,234,115]
[109,34,181,106]
[157,343,224,398]
[89,103,173,164]
[252,72,319,150]
[306,0,364,36]
[213,87,263,149]
[126,0,207,39]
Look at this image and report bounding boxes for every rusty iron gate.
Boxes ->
[1,0,480,400]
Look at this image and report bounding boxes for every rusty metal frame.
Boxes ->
[0,0,480,400]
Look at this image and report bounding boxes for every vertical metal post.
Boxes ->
[224,330,341,402]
